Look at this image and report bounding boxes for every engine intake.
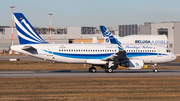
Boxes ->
[120,58,144,70]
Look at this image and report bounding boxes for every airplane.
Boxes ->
[10,13,176,73]
[100,25,177,72]
[103,34,168,47]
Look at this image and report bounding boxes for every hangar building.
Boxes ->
[0,26,117,50]
[118,22,180,54]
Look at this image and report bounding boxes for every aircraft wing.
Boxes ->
[102,50,127,61]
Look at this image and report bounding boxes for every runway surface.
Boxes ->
[0,55,44,61]
[0,69,180,78]
[0,55,180,78]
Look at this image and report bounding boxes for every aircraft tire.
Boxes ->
[89,67,96,73]
[105,68,113,73]
[153,69,158,73]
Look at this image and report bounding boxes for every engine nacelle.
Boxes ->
[120,58,144,70]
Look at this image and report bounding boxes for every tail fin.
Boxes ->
[13,13,48,44]
[100,25,123,50]
[102,37,111,44]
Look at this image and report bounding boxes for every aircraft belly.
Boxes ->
[53,56,86,63]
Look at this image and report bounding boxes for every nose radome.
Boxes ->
[172,53,177,61]
[174,54,177,60]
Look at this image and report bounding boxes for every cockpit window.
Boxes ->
[166,49,171,52]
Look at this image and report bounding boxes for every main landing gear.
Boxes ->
[153,63,158,73]
[105,68,113,73]
[89,66,96,73]
[89,66,113,73]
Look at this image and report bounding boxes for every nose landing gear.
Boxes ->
[153,63,158,73]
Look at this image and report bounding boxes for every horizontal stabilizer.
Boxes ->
[22,46,38,54]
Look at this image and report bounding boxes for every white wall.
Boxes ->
[174,23,180,54]
[151,23,175,52]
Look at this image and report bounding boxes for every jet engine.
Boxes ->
[119,58,144,70]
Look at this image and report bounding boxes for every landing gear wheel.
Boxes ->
[152,63,158,73]
[153,69,158,73]
[89,67,96,73]
[105,68,113,73]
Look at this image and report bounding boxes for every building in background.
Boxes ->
[0,22,180,54]
[0,26,117,51]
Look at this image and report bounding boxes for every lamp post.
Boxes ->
[10,6,15,54]
[49,13,53,43]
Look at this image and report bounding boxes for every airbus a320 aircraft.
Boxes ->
[11,13,176,73]
[100,26,177,72]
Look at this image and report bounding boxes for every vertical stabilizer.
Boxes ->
[100,25,123,50]
[13,13,48,44]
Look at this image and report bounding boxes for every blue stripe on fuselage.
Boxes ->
[42,49,167,59]
[126,52,167,57]
[42,49,114,59]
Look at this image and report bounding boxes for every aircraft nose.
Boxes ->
[171,53,177,61]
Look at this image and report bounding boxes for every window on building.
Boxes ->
[169,44,173,48]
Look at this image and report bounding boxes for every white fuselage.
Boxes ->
[11,43,176,64]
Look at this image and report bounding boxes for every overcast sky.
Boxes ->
[1,0,180,27]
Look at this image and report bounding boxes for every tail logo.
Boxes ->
[100,25,123,50]
[21,19,29,28]
[105,38,109,43]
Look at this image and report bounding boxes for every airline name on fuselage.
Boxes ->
[125,46,154,49]
[135,40,167,45]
